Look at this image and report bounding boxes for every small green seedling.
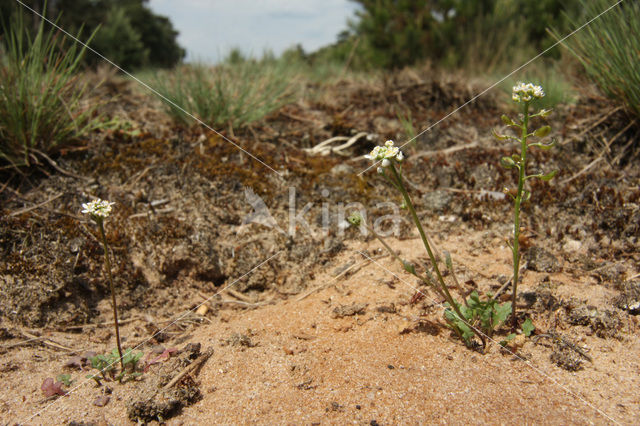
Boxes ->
[87,348,143,385]
[444,291,512,345]
[56,373,73,387]
[494,82,557,327]
[522,317,535,337]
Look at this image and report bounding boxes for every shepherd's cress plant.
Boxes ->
[351,140,512,348]
[82,199,134,376]
[494,82,557,326]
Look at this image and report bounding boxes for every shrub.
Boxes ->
[562,0,640,117]
[0,13,100,168]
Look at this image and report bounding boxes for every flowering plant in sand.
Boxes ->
[82,198,124,370]
[351,140,490,347]
[494,82,557,326]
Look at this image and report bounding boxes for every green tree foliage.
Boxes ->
[0,0,185,69]
[343,0,581,69]
[90,6,148,69]
[350,0,437,69]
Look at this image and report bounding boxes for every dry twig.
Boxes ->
[162,347,214,390]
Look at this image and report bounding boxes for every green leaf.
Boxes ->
[444,307,456,323]
[460,323,475,343]
[522,318,535,336]
[533,125,551,138]
[500,156,516,169]
[347,212,362,227]
[501,114,516,126]
[540,170,558,181]
[57,374,72,387]
[492,128,510,141]
[444,251,453,270]
[537,108,553,118]
[403,260,415,275]
[528,138,557,150]
[500,333,517,346]
[521,190,531,203]
[492,302,512,327]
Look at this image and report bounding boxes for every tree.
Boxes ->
[344,0,581,69]
[0,0,185,69]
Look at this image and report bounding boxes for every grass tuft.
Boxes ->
[0,13,100,168]
[150,59,299,130]
[562,0,640,117]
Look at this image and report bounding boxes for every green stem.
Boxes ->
[512,102,530,327]
[362,221,447,301]
[389,164,485,347]
[98,220,124,371]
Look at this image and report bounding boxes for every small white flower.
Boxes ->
[377,167,384,174]
[512,82,545,103]
[81,199,114,218]
[365,139,404,165]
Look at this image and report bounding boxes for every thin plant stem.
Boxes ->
[361,221,447,301]
[511,101,530,327]
[388,163,486,347]
[444,252,469,307]
[98,220,124,371]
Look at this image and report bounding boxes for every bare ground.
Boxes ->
[1,67,639,424]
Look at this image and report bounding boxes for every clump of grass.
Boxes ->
[395,107,417,142]
[0,13,99,168]
[561,0,640,118]
[151,60,298,130]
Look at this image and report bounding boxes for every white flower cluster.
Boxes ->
[81,199,115,218]
[512,82,545,103]
[365,140,404,169]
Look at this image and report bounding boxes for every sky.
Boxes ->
[148,0,360,63]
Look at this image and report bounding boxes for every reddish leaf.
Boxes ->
[143,347,178,372]
[41,378,67,397]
